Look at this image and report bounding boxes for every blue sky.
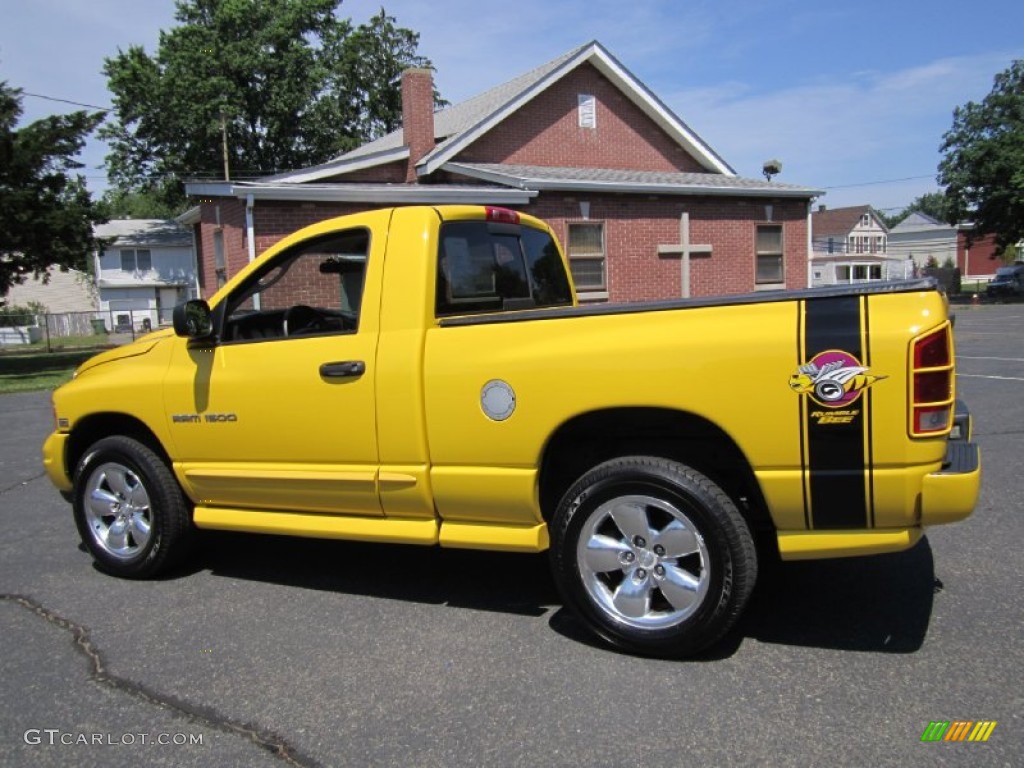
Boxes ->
[2,0,1022,214]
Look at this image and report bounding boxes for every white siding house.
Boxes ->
[887,212,957,272]
[810,205,911,286]
[2,267,95,312]
[94,219,198,331]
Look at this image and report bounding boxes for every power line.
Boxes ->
[21,91,111,112]
[823,174,936,190]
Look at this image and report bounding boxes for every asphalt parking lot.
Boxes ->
[1,303,1021,767]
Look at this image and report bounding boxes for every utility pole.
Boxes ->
[220,106,230,181]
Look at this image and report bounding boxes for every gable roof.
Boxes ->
[266,41,736,185]
[94,219,192,249]
[889,211,954,234]
[811,205,883,237]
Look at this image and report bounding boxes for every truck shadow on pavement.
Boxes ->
[195,531,937,659]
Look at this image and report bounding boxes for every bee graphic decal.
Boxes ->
[789,350,885,408]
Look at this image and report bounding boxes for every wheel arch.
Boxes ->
[538,407,771,532]
[66,413,172,480]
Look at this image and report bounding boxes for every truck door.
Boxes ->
[163,220,385,516]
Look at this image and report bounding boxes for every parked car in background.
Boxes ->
[985,264,1024,298]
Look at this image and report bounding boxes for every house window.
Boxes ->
[567,222,606,293]
[578,94,596,129]
[120,249,152,273]
[213,230,226,287]
[837,265,851,282]
[861,213,871,226]
[755,225,784,284]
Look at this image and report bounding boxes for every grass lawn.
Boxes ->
[0,349,101,394]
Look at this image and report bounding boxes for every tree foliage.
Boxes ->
[101,0,437,210]
[938,59,1024,248]
[0,82,105,296]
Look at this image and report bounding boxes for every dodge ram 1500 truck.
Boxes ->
[42,205,981,657]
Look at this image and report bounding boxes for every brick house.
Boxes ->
[186,41,821,301]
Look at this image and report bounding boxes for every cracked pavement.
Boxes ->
[2,307,1023,767]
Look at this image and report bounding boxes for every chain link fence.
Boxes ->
[0,309,174,352]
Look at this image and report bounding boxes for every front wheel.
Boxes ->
[72,436,193,578]
[550,456,757,658]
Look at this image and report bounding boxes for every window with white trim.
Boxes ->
[755,224,784,285]
[567,222,606,293]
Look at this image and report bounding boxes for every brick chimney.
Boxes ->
[401,68,436,183]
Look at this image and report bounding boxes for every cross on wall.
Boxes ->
[657,212,712,298]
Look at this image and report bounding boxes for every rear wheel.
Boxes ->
[550,456,757,657]
[73,436,193,578]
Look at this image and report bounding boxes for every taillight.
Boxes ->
[485,206,520,225]
[910,324,954,436]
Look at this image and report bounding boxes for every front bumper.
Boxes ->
[42,431,72,493]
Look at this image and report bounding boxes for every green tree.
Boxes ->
[0,82,105,296]
[330,8,441,138]
[101,1,437,210]
[938,59,1024,249]
[96,188,182,220]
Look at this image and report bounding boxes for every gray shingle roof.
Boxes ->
[93,219,192,248]
[447,162,822,197]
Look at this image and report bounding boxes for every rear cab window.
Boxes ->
[435,220,573,317]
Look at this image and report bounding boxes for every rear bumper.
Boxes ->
[920,424,981,526]
[778,401,981,561]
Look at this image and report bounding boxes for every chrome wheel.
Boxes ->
[577,494,710,630]
[82,461,153,560]
[551,456,757,657]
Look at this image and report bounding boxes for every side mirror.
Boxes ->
[172,299,214,339]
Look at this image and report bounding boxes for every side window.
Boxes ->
[221,229,369,342]
[436,221,572,317]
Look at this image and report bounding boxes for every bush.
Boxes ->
[0,303,42,327]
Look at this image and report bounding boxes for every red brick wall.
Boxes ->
[197,194,809,302]
[957,231,1002,277]
[196,200,372,298]
[527,195,809,300]
[197,198,246,298]
[460,64,706,173]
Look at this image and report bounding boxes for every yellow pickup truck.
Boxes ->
[43,205,980,657]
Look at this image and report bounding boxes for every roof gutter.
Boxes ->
[184,181,535,205]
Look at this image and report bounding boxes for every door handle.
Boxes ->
[319,360,366,379]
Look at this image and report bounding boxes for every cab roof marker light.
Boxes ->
[485,206,520,225]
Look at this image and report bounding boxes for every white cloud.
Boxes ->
[661,51,1022,209]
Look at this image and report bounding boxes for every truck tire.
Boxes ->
[72,436,193,579]
[550,456,757,658]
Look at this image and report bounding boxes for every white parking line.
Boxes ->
[958,355,1024,363]
[958,374,1024,382]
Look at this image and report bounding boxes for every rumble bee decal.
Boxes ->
[789,350,885,408]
